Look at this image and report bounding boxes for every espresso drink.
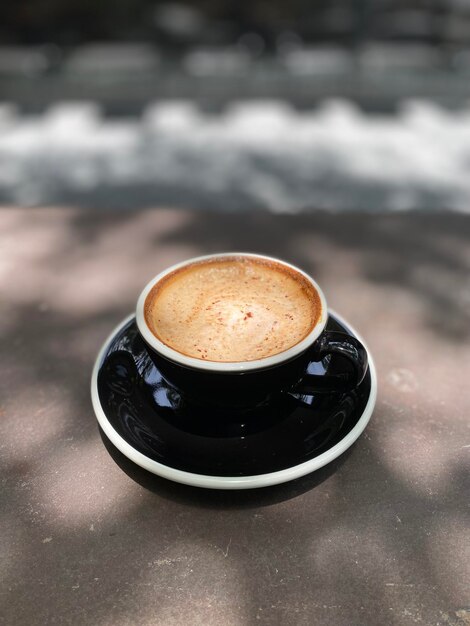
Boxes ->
[144,256,321,362]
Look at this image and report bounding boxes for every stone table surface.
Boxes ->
[1,207,469,626]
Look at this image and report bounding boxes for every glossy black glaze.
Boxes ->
[142,325,368,408]
[298,331,369,393]
[97,314,372,477]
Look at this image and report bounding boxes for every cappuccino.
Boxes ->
[144,256,321,362]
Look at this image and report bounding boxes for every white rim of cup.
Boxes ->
[135,252,328,373]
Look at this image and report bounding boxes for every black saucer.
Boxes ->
[91,312,376,489]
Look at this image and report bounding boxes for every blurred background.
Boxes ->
[1,0,470,211]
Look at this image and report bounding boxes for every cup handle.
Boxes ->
[292,331,368,394]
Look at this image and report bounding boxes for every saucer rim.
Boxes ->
[91,310,377,490]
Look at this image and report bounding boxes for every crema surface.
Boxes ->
[144,257,321,362]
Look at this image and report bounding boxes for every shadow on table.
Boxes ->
[63,207,470,342]
[150,209,470,342]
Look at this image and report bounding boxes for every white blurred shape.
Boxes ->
[44,102,101,133]
[224,100,294,138]
[143,101,201,132]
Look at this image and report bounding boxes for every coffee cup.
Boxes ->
[136,253,368,408]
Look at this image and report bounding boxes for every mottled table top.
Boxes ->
[1,208,469,626]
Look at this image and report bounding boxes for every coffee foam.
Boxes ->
[144,256,321,362]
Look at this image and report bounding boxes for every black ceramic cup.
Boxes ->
[136,253,368,409]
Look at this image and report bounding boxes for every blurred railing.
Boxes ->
[1,2,470,111]
[1,42,470,113]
